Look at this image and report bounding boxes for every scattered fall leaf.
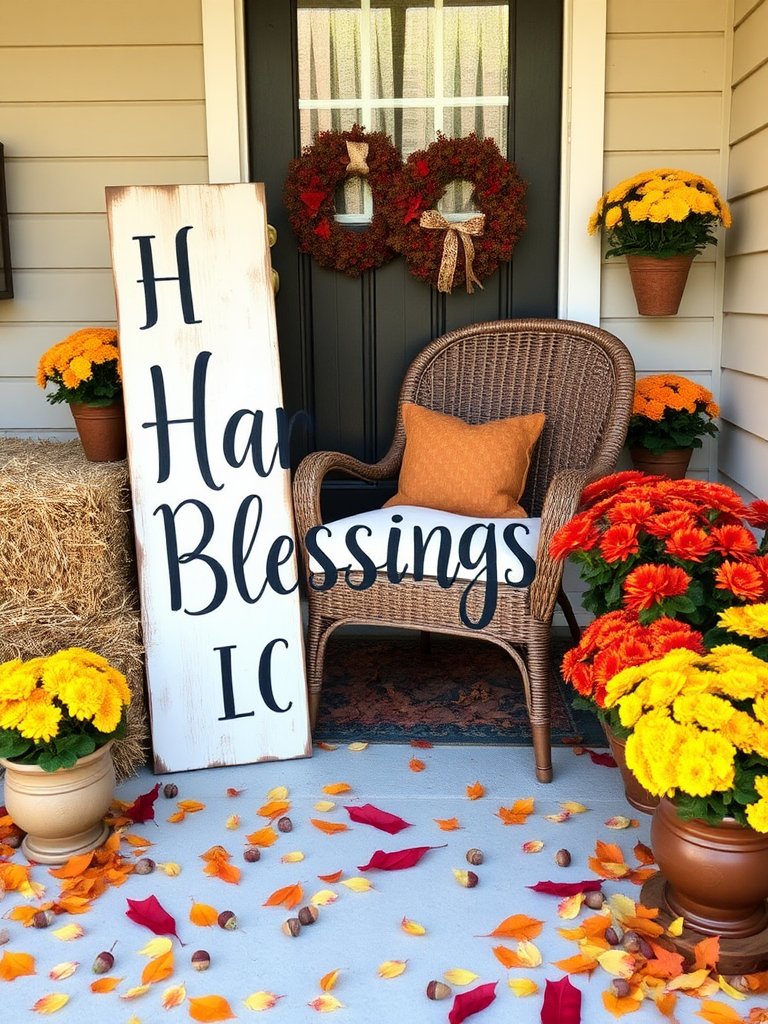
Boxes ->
[317,870,343,884]
[257,800,291,820]
[245,827,278,848]
[602,987,644,1018]
[322,783,352,795]
[497,798,535,825]
[226,787,246,798]
[693,936,721,972]
[401,916,426,935]
[378,959,407,978]
[225,815,240,830]
[557,893,585,919]
[508,978,539,997]
[243,991,283,1011]
[561,801,588,814]
[311,819,349,835]
[522,840,544,853]
[718,975,747,1001]
[315,742,338,751]
[320,969,342,992]
[263,883,303,909]
[91,976,124,993]
[125,894,181,941]
[449,981,497,1024]
[667,968,713,992]
[541,977,581,1024]
[266,786,288,801]
[31,993,69,1014]
[345,804,411,834]
[667,916,685,937]
[157,861,181,876]
[308,995,344,1011]
[190,901,219,927]
[551,952,599,975]
[347,742,368,751]
[188,994,237,1021]
[597,949,636,979]
[137,936,174,957]
[359,845,445,871]
[484,913,544,941]
[121,833,153,848]
[339,877,372,892]
[696,999,744,1024]
[435,817,461,831]
[466,782,485,800]
[544,811,571,823]
[281,851,305,863]
[48,962,78,981]
[314,801,336,813]
[177,800,205,813]
[161,982,186,1009]
[633,841,655,865]
[141,948,174,985]
[605,816,632,830]
[410,739,433,748]
[51,924,83,941]
[311,889,339,907]
[409,758,426,772]
[120,984,151,1000]
[444,968,479,986]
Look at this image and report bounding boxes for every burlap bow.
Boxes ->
[419,211,485,293]
[345,140,370,176]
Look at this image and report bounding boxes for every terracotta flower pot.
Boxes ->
[629,446,693,479]
[651,797,768,938]
[1,742,115,865]
[69,399,127,462]
[603,723,659,815]
[626,254,694,316]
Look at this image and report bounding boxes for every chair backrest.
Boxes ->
[395,319,636,516]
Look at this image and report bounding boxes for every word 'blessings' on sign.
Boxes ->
[106,184,311,773]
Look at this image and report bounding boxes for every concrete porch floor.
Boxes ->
[1,743,764,1023]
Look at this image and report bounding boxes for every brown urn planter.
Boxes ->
[651,797,768,939]
[629,446,693,480]
[626,254,694,316]
[69,399,127,462]
[603,725,659,815]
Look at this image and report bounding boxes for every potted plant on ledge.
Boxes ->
[628,373,719,478]
[36,326,126,462]
[0,647,131,865]
[588,168,731,316]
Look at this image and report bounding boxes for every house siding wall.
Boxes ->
[0,0,208,438]
[721,0,768,502]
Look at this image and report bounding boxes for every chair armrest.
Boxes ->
[292,448,401,543]
[528,467,598,622]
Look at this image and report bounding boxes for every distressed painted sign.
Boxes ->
[106,184,311,772]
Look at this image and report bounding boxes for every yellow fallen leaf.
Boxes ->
[667,916,685,937]
[508,979,539,997]
[666,968,712,991]
[557,892,585,919]
[48,961,79,980]
[311,889,339,907]
[340,877,372,893]
[225,815,241,830]
[320,969,342,992]
[51,924,83,941]
[314,800,336,812]
[443,968,479,986]
[607,893,636,921]
[515,940,543,967]
[521,840,544,854]
[120,984,151,1000]
[244,990,283,1011]
[347,742,368,751]
[308,995,344,1012]
[31,993,69,1014]
[161,983,187,1009]
[266,786,289,801]
[156,861,181,876]
[378,960,407,979]
[561,801,588,814]
[452,868,475,887]
[281,851,305,864]
[597,949,636,979]
[137,936,174,957]
[544,811,570,823]
[401,917,426,936]
[717,975,746,1001]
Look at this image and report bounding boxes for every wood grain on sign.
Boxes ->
[106,184,311,772]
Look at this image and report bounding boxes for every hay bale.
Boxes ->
[0,606,149,780]
[0,438,138,617]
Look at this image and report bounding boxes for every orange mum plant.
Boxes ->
[549,472,768,629]
[37,327,121,406]
[628,374,719,455]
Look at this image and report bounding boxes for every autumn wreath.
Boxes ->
[283,125,402,276]
[386,133,527,293]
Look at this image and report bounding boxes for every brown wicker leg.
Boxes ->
[532,723,553,782]
[557,587,581,644]
[528,625,553,782]
[305,611,326,731]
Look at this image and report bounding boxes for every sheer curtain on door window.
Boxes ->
[297,1,509,217]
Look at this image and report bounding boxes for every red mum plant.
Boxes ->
[550,471,768,630]
[561,609,704,733]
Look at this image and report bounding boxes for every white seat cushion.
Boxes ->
[306,504,539,585]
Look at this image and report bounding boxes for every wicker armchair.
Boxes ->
[293,319,635,781]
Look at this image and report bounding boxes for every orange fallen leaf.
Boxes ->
[627,866,657,885]
[466,781,485,800]
[263,883,303,909]
[409,758,426,772]
[602,989,643,1017]
[320,969,342,992]
[552,952,599,974]
[654,991,678,1019]
[434,818,461,831]
[48,852,95,879]
[245,827,278,847]
[311,819,349,835]
[257,800,291,820]
[315,742,338,751]
[91,976,124,993]
[203,859,241,885]
[0,950,36,981]
[317,870,343,883]
[693,936,721,972]
[634,841,655,865]
[696,999,744,1024]
[485,914,543,941]
[190,902,219,927]
[121,833,153,848]
[226,787,246,797]
[6,906,42,927]
[188,994,237,1021]
[497,798,535,825]
[177,800,205,813]
[493,945,527,968]
[167,810,186,823]
[141,949,174,985]
[31,992,69,1014]
[322,783,352,795]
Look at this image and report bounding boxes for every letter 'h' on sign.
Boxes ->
[106,184,311,772]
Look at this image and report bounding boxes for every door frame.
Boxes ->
[199,0,606,324]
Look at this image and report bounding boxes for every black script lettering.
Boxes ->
[223,407,309,477]
[384,513,409,583]
[305,526,338,590]
[412,525,461,587]
[259,638,293,713]
[215,644,255,721]
[143,352,222,491]
[134,226,202,330]
[231,494,298,601]
[154,499,227,615]
[457,524,498,630]
[502,523,537,586]
[344,524,378,590]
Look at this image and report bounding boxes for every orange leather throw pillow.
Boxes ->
[384,403,546,519]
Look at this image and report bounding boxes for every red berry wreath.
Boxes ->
[283,125,402,277]
[385,133,527,293]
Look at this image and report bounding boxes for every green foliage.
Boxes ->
[45,360,122,406]
[604,215,720,259]
[626,407,719,455]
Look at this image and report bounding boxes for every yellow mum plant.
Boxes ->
[588,168,731,259]
[627,373,719,454]
[0,648,131,771]
[37,327,122,406]
[603,638,768,831]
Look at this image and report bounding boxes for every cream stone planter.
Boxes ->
[1,742,115,865]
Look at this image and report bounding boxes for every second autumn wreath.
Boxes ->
[283,127,527,294]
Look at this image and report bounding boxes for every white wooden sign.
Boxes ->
[106,184,311,772]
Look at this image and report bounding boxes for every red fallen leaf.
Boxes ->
[541,976,582,1024]
[226,787,245,797]
[125,895,182,944]
[124,783,161,823]
[410,739,433,748]
[448,981,497,1024]
[528,880,602,897]
[358,845,446,871]
[582,748,617,767]
[345,804,412,835]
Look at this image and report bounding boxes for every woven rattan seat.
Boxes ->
[293,319,635,781]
